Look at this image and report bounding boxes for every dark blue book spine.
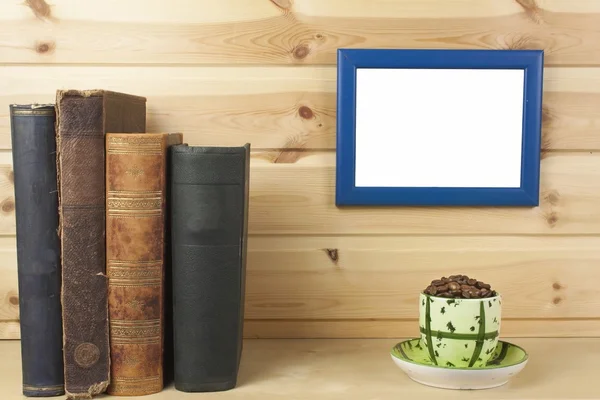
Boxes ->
[10,104,64,397]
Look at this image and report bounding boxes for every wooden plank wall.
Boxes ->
[1,0,599,339]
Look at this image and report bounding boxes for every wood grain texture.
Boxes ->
[0,322,19,340]
[1,0,600,65]
[2,236,600,329]
[3,0,600,342]
[2,66,599,151]
[245,319,600,339]
[0,66,334,151]
[244,236,600,319]
[6,0,600,21]
[0,155,15,239]
[3,319,600,340]
[2,338,600,399]
[0,151,600,235]
[247,151,600,235]
[0,237,18,324]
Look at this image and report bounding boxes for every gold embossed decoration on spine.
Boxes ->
[106,133,183,396]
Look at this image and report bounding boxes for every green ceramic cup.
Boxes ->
[419,292,502,368]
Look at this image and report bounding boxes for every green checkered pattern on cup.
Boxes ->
[419,293,502,368]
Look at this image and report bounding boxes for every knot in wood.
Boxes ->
[514,0,543,23]
[293,44,310,60]
[1,198,14,213]
[545,211,558,227]
[269,0,293,10]
[545,190,560,206]
[35,41,55,54]
[298,106,314,119]
[552,297,562,305]
[324,248,339,264]
[25,0,52,20]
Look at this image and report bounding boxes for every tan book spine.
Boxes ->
[106,133,183,396]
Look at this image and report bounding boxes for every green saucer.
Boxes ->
[391,338,528,370]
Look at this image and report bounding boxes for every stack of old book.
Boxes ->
[9,90,250,398]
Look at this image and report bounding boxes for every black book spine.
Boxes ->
[170,144,250,392]
[10,105,64,397]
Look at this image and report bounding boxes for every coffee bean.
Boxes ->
[477,281,491,290]
[423,275,496,299]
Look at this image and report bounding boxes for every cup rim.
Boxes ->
[420,291,501,301]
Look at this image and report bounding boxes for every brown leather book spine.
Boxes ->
[106,133,183,396]
[57,90,146,399]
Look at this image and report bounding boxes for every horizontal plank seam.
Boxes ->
[3,318,597,324]
[245,317,600,322]
[245,233,600,238]
[242,336,600,339]
[6,233,600,239]
[0,149,598,155]
[0,62,599,68]
[1,148,599,153]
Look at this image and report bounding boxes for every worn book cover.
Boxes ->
[106,133,183,396]
[10,104,64,397]
[170,144,250,392]
[56,90,146,399]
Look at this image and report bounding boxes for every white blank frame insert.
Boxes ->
[355,68,525,188]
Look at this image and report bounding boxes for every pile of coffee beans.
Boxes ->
[423,275,497,299]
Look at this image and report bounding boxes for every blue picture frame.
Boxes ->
[336,48,544,207]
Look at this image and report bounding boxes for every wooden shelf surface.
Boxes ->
[0,338,597,399]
